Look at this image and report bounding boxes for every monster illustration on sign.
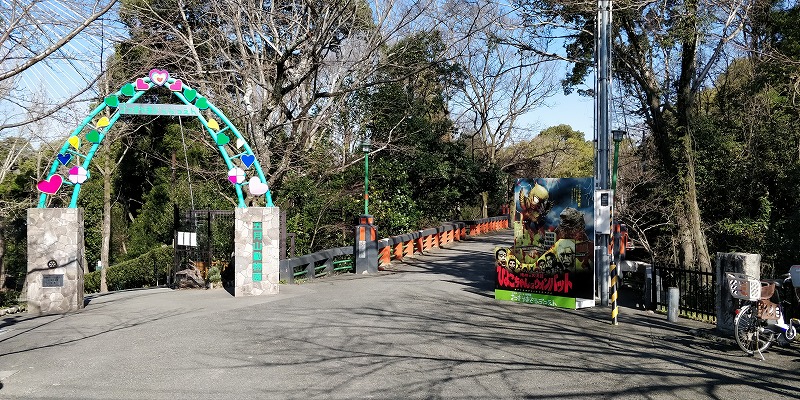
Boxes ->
[496,178,595,309]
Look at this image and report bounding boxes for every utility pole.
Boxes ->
[596,0,612,306]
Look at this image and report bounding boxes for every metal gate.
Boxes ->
[173,208,294,287]
[173,208,236,286]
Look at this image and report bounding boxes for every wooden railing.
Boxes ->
[279,215,509,283]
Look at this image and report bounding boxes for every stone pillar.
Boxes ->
[354,214,378,274]
[716,252,761,335]
[234,207,280,297]
[26,208,85,314]
[667,287,680,322]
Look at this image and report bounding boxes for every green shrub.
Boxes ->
[85,246,174,293]
[0,290,21,308]
[207,266,221,284]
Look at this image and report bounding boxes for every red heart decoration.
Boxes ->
[37,174,63,194]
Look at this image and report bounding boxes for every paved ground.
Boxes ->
[1,230,799,399]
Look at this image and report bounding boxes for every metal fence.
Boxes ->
[649,264,717,323]
[173,209,236,282]
[174,208,298,285]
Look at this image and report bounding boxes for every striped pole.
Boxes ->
[611,262,619,325]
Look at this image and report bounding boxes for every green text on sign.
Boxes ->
[118,103,200,116]
[252,222,263,282]
[495,289,577,309]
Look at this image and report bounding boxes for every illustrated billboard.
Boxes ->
[495,178,595,308]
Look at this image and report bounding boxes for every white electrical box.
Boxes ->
[595,190,611,234]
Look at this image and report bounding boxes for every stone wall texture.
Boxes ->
[27,208,85,314]
[234,207,279,297]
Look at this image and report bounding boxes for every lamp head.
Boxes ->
[612,129,626,142]
[361,138,371,153]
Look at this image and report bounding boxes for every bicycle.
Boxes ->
[727,266,800,359]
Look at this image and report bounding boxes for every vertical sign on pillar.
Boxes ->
[252,221,263,281]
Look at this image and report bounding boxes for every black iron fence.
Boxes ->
[173,208,236,282]
[173,208,298,286]
[649,264,717,323]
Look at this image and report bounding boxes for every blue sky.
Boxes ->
[528,92,595,140]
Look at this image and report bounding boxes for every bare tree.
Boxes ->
[443,1,559,165]
[0,0,119,135]
[118,0,433,194]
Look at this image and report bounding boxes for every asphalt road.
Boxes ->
[1,230,799,399]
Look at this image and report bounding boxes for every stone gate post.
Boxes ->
[26,208,85,314]
[716,252,761,335]
[234,207,280,296]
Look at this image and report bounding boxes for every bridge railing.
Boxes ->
[279,215,509,283]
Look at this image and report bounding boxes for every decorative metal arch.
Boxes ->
[36,69,273,209]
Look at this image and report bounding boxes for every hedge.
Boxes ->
[84,246,174,293]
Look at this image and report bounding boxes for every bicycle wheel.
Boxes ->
[734,304,774,355]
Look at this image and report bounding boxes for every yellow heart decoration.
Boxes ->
[97,117,110,128]
[207,118,220,131]
[68,136,80,149]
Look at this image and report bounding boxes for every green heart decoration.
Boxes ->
[215,133,230,146]
[121,83,135,97]
[195,97,209,109]
[183,89,197,102]
[86,130,101,144]
[104,95,119,108]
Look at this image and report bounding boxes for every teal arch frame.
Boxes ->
[37,70,274,209]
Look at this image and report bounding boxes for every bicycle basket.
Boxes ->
[757,299,781,320]
[726,273,761,301]
[760,282,775,300]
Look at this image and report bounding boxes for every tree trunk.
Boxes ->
[481,191,489,219]
[684,139,711,272]
[664,0,710,272]
[0,220,6,291]
[673,134,712,272]
[100,155,111,293]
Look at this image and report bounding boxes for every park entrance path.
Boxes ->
[1,230,799,399]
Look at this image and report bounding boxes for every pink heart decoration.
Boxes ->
[149,69,169,86]
[168,79,183,91]
[227,167,245,184]
[248,177,269,196]
[68,166,88,184]
[37,174,63,194]
[136,78,149,91]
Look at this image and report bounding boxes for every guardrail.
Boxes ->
[279,215,509,283]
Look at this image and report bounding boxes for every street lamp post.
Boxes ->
[361,138,371,215]
[610,129,625,325]
[354,137,378,275]
[611,129,625,263]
